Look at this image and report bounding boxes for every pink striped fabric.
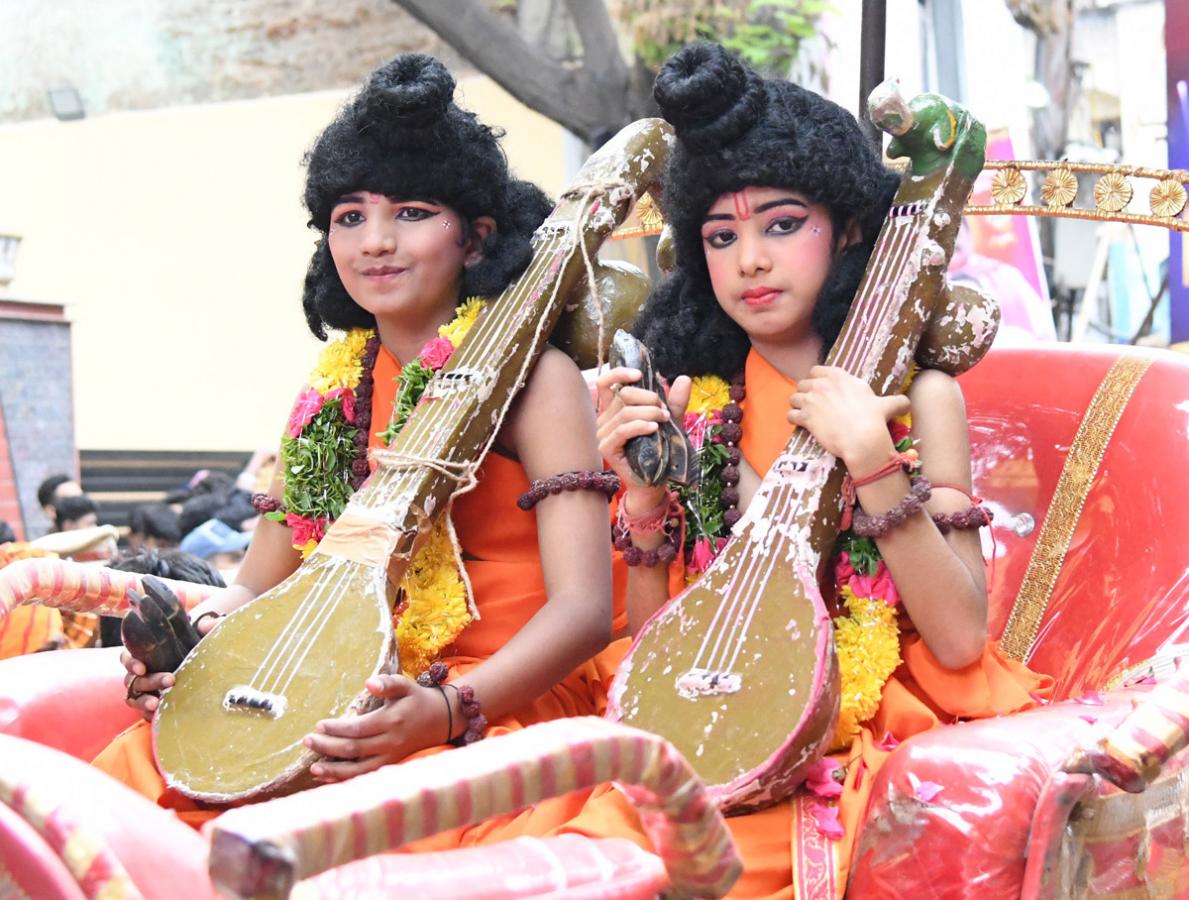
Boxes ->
[1071,660,1189,793]
[0,767,142,899]
[0,558,214,623]
[208,717,742,898]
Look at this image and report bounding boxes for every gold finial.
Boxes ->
[1150,178,1188,218]
[1040,167,1078,208]
[1092,172,1132,213]
[991,167,1027,205]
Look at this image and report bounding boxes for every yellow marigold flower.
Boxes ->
[310,329,373,392]
[297,539,318,559]
[395,518,472,678]
[686,375,731,416]
[438,297,486,348]
[828,585,901,751]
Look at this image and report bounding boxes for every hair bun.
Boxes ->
[653,43,765,154]
[361,53,455,132]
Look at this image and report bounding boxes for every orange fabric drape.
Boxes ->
[94,343,630,830]
[0,606,64,659]
[477,348,1053,898]
[0,545,65,658]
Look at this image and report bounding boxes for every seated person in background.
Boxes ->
[177,478,258,541]
[126,503,182,553]
[54,495,99,532]
[102,549,226,647]
[235,449,279,495]
[178,518,252,576]
[37,473,82,534]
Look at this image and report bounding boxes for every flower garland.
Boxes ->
[676,374,914,752]
[269,299,485,677]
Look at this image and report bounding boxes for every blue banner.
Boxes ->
[1169,0,1189,343]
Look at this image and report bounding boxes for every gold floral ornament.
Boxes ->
[1150,178,1188,218]
[1040,167,1078,208]
[1092,172,1133,213]
[990,166,1027,206]
[634,192,665,231]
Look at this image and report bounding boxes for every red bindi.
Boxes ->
[733,190,751,221]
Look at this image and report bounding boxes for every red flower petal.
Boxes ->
[1028,692,1049,706]
[1074,691,1105,706]
[874,731,900,752]
[1078,714,1098,725]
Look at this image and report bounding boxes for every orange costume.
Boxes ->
[516,349,1054,898]
[93,346,628,828]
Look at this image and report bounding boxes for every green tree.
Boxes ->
[392,0,829,144]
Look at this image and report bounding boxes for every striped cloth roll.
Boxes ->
[0,748,142,899]
[208,716,742,899]
[0,557,215,623]
[1070,660,1189,793]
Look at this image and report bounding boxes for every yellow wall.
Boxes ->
[0,75,566,452]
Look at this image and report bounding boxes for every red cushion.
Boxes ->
[960,346,1189,693]
[0,646,135,761]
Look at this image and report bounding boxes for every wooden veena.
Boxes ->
[607,84,991,814]
[153,118,672,803]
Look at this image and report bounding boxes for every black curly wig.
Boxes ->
[634,43,901,379]
[301,53,553,340]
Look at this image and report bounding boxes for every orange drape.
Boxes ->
[0,606,63,659]
[94,344,630,830]
[481,349,1053,898]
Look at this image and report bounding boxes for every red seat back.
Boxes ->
[959,346,1189,695]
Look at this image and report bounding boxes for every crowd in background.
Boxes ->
[0,452,275,653]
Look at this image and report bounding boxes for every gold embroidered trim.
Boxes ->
[1000,355,1152,662]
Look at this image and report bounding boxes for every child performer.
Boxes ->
[585,43,1054,896]
[97,53,623,828]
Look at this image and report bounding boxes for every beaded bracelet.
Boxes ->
[415,661,455,745]
[516,470,622,511]
[851,477,933,538]
[612,491,683,567]
[251,492,284,515]
[445,683,489,745]
[927,481,994,533]
[932,507,994,533]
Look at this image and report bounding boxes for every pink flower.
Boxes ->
[810,802,845,840]
[908,772,944,803]
[1078,714,1098,725]
[419,337,455,370]
[286,513,327,547]
[323,388,357,424]
[683,412,709,450]
[286,388,326,438]
[804,758,845,799]
[888,420,911,445]
[688,537,716,575]
[850,561,900,607]
[874,731,900,752]
[834,551,855,585]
